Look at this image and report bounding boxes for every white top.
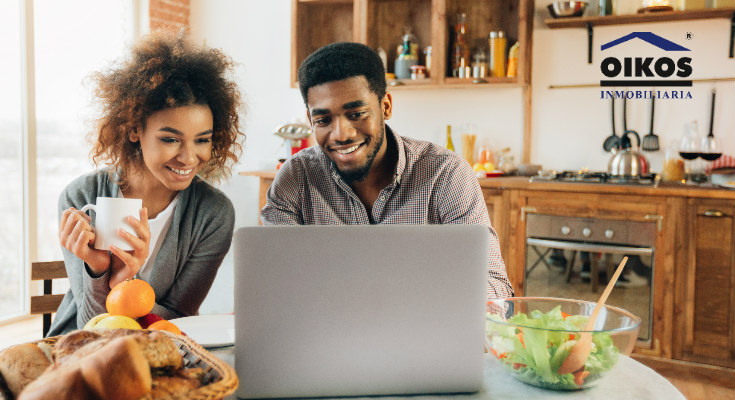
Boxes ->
[119,190,178,281]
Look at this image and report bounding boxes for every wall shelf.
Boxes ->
[544,8,735,63]
[545,8,735,29]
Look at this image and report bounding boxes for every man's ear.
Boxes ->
[129,125,141,143]
[382,92,393,120]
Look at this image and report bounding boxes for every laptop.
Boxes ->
[233,224,488,399]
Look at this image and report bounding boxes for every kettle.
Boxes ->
[608,131,650,176]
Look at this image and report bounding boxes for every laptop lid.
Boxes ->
[234,224,488,399]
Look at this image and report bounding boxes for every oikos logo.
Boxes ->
[600,32,692,87]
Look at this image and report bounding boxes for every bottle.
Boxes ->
[506,42,519,78]
[599,0,613,16]
[489,31,507,77]
[423,46,432,77]
[445,125,455,151]
[452,13,470,78]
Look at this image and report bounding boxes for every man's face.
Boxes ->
[306,76,392,183]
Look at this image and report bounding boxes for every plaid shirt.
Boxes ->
[261,126,513,298]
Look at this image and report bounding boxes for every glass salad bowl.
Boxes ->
[486,297,641,390]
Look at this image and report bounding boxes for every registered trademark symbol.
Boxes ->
[686,32,692,40]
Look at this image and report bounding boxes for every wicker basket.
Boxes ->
[39,331,238,400]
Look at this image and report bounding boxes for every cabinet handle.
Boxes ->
[703,210,724,217]
[521,206,537,221]
[644,214,663,232]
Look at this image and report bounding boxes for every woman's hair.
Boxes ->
[89,31,245,187]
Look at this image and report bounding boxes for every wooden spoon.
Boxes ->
[558,256,628,375]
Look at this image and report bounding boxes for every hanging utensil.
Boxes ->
[602,97,619,152]
[701,89,722,161]
[558,257,628,375]
[641,96,660,151]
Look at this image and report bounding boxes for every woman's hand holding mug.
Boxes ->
[59,208,110,274]
[59,197,150,287]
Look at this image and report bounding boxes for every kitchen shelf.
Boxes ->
[544,8,735,63]
[544,7,735,29]
[387,76,523,90]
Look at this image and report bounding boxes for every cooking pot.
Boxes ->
[608,130,650,176]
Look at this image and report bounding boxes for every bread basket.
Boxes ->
[38,331,239,400]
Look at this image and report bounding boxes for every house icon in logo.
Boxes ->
[601,32,690,52]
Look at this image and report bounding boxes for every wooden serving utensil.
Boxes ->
[558,256,628,375]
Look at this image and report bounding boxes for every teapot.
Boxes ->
[608,131,650,176]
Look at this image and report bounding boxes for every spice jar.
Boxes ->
[472,50,489,79]
[410,65,426,80]
[661,145,685,183]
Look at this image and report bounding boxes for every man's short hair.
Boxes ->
[297,42,387,104]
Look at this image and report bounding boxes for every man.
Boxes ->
[261,42,513,298]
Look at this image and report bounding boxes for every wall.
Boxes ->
[189,1,734,312]
[150,0,190,32]
[531,2,735,172]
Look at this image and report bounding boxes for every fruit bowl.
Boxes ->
[486,297,640,390]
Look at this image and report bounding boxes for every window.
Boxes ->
[0,0,23,319]
[0,0,134,321]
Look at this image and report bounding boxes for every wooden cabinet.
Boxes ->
[674,198,735,369]
[291,0,533,89]
[482,188,512,282]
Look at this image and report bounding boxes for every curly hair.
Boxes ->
[89,31,245,187]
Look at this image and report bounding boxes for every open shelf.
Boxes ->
[545,7,735,29]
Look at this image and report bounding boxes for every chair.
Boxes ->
[30,261,67,337]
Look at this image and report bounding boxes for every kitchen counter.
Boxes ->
[478,176,735,199]
[240,170,735,200]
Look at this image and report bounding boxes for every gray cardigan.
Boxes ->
[47,169,235,336]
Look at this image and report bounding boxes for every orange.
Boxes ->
[106,278,155,319]
[148,320,182,335]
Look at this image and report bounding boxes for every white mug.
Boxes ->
[80,197,143,251]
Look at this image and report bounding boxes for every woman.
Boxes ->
[48,32,245,336]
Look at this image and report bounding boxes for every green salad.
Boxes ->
[486,306,620,390]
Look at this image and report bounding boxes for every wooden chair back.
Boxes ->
[30,261,67,337]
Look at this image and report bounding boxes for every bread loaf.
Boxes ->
[80,336,152,400]
[19,336,152,400]
[0,343,52,397]
[51,330,101,363]
[17,362,94,400]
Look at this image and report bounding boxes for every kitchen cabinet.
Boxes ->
[482,188,512,282]
[291,0,534,89]
[674,198,735,369]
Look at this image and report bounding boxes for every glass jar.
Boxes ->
[489,31,507,77]
[661,145,685,183]
[452,13,471,78]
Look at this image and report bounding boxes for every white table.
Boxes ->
[209,347,685,399]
